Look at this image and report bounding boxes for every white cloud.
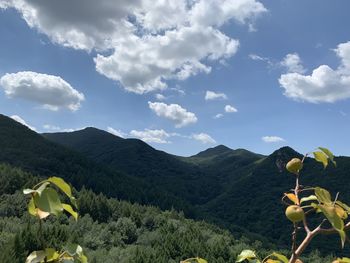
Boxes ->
[214,113,224,119]
[148,101,197,128]
[262,136,285,143]
[130,129,170,143]
[225,104,238,113]
[107,127,127,138]
[280,53,306,74]
[43,124,61,131]
[0,71,85,111]
[11,115,36,131]
[1,0,266,94]
[155,93,166,101]
[279,41,350,103]
[205,90,228,100]
[192,133,216,144]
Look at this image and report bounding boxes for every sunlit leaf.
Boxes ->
[300,195,318,204]
[36,208,50,219]
[270,252,288,263]
[319,147,336,166]
[47,177,72,198]
[34,188,63,216]
[236,250,258,262]
[62,203,78,221]
[319,204,344,231]
[335,257,350,263]
[339,230,346,248]
[28,197,37,216]
[313,151,328,169]
[336,201,350,214]
[25,250,46,263]
[315,187,332,205]
[284,193,299,205]
[45,248,59,262]
[335,205,348,219]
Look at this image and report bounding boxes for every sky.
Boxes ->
[0,0,350,157]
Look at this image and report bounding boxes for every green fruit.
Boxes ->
[285,205,304,223]
[286,158,303,174]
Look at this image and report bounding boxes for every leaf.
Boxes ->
[62,203,78,221]
[270,252,288,263]
[336,201,350,214]
[335,258,350,263]
[339,230,346,248]
[25,250,46,263]
[45,248,59,262]
[28,197,37,216]
[313,151,328,169]
[335,205,348,219]
[300,195,318,204]
[47,177,72,198]
[284,193,299,205]
[236,250,258,262]
[315,187,332,205]
[36,208,50,219]
[319,204,344,231]
[319,147,336,166]
[34,188,63,216]
[23,182,50,196]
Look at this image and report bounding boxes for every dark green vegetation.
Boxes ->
[1,113,349,261]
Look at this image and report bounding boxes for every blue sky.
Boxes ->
[0,0,350,156]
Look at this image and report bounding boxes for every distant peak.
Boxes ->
[193,144,233,158]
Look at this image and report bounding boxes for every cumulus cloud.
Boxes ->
[280,53,306,74]
[148,101,197,128]
[0,71,85,111]
[1,0,266,94]
[107,127,127,138]
[225,104,238,113]
[262,136,285,143]
[192,133,216,144]
[130,129,171,143]
[205,90,228,100]
[279,41,350,103]
[11,115,36,131]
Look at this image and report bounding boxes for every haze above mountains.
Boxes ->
[1,113,350,253]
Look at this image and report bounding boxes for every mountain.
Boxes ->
[43,126,350,254]
[0,114,192,213]
[2,113,350,255]
[43,129,262,205]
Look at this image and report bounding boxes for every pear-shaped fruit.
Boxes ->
[286,158,303,174]
[285,205,304,223]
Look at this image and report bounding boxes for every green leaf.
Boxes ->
[300,195,318,204]
[313,151,329,169]
[47,177,72,198]
[315,187,332,205]
[335,257,350,263]
[236,250,258,262]
[319,204,344,231]
[339,230,346,248]
[45,248,59,261]
[336,201,350,214]
[319,147,336,166]
[34,188,63,216]
[270,252,288,263]
[23,182,50,196]
[25,250,46,263]
[28,197,37,216]
[62,203,78,221]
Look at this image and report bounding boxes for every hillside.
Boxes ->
[43,124,350,254]
[0,114,193,214]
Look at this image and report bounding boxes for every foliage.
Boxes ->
[23,176,87,263]
[235,147,350,263]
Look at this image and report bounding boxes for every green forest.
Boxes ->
[1,114,350,262]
